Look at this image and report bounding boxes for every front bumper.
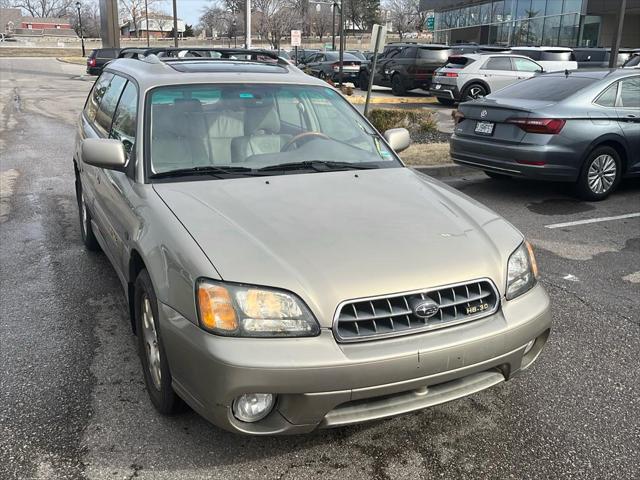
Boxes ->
[160,283,551,435]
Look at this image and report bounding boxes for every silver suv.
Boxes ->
[430,53,543,105]
[74,48,550,435]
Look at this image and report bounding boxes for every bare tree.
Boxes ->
[253,0,296,49]
[200,1,241,40]
[120,0,158,38]
[69,0,101,37]
[13,0,75,17]
[310,6,332,42]
[153,10,172,38]
[383,0,418,39]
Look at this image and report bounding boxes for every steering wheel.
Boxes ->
[281,131,330,152]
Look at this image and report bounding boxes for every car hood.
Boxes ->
[153,168,522,327]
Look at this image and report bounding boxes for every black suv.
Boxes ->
[359,43,452,95]
[86,48,120,75]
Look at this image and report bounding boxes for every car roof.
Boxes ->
[511,46,573,52]
[541,68,637,79]
[105,56,326,91]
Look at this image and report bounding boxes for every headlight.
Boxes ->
[196,279,320,337]
[506,241,539,300]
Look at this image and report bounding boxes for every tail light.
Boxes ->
[445,72,458,77]
[88,58,96,67]
[507,118,566,134]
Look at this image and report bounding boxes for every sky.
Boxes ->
[154,0,212,26]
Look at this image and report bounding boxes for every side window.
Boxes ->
[484,57,513,71]
[84,72,114,123]
[94,75,127,136]
[110,81,138,158]
[518,50,541,61]
[594,82,618,108]
[401,47,417,58]
[618,77,640,108]
[513,58,542,72]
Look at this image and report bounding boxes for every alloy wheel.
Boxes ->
[141,295,162,390]
[587,154,617,194]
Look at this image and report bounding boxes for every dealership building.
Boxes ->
[419,0,640,47]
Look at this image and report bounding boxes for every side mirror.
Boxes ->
[81,138,127,170]
[384,128,411,153]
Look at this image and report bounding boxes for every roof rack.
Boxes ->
[117,47,291,66]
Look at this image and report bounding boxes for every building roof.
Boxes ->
[23,17,70,24]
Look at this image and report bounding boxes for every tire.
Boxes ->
[484,170,511,180]
[461,83,488,102]
[134,269,182,415]
[359,72,369,91]
[575,146,621,201]
[437,97,455,106]
[76,178,100,251]
[391,74,407,96]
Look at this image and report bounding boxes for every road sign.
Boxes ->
[426,16,435,32]
[291,30,301,47]
[370,24,386,54]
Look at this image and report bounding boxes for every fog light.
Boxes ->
[523,339,536,355]
[232,393,275,423]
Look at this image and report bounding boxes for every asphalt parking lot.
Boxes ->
[1,58,639,480]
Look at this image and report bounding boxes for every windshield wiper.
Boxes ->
[257,160,379,172]
[149,165,256,179]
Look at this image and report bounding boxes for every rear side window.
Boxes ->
[512,57,541,72]
[594,83,618,107]
[401,47,417,58]
[418,48,450,62]
[84,72,114,123]
[495,76,598,101]
[619,77,640,108]
[484,57,512,71]
[94,75,127,136]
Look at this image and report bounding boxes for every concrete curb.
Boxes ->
[411,163,478,178]
[56,57,85,65]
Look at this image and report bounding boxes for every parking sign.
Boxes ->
[291,30,301,47]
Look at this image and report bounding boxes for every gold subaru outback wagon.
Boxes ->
[73,48,551,435]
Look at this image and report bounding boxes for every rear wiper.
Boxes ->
[149,165,256,179]
[257,160,379,172]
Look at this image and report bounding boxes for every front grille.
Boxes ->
[333,279,499,343]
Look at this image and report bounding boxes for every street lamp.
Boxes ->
[75,1,85,57]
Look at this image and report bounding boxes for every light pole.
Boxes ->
[144,0,149,47]
[75,1,85,56]
[172,0,178,47]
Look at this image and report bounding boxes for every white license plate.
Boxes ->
[475,121,494,135]
[434,84,441,90]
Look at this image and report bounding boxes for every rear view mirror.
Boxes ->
[384,128,411,153]
[81,138,127,170]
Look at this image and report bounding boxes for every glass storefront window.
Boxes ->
[528,17,544,44]
[542,15,561,45]
[492,0,505,22]
[468,5,480,26]
[516,0,532,20]
[559,13,580,46]
[480,2,491,24]
[563,0,584,14]
[530,0,547,17]
[513,20,529,45]
[503,0,514,22]
[546,0,563,16]
[580,15,601,47]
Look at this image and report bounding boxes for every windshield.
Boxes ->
[148,84,400,176]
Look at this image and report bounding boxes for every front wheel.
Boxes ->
[135,269,182,415]
[575,146,621,201]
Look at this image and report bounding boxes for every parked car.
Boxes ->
[86,48,120,75]
[359,43,453,95]
[292,48,319,64]
[622,53,640,68]
[574,47,638,68]
[430,53,543,105]
[304,51,362,83]
[73,50,550,434]
[509,46,577,72]
[451,44,511,55]
[450,69,640,200]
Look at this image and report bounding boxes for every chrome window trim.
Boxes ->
[332,277,501,343]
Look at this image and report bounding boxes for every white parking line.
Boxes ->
[545,213,640,229]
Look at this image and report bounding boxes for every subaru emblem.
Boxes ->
[412,299,440,319]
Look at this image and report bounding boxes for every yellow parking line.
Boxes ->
[347,96,438,105]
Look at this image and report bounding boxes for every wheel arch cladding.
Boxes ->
[586,136,629,173]
[462,79,490,96]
